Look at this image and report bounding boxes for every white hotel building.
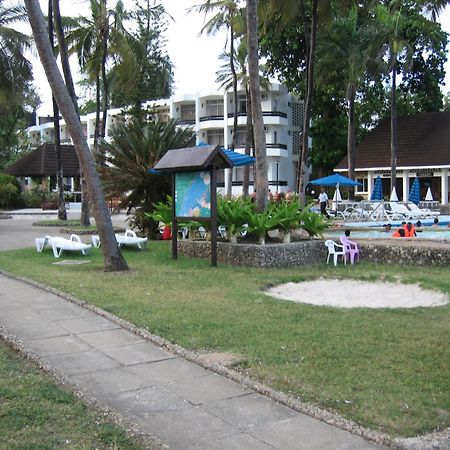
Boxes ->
[27,83,305,195]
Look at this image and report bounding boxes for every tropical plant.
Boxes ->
[65,0,134,151]
[298,204,330,237]
[190,0,243,198]
[246,208,278,244]
[217,196,253,242]
[99,118,195,235]
[26,0,129,272]
[0,0,32,100]
[146,195,172,226]
[269,199,300,242]
[317,8,378,199]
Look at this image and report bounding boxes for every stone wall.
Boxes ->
[177,240,450,268]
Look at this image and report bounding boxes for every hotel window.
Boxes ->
[206,129,224,146]
[235,128,246,146]
[180,104,195,121]
[356,178,368,192]
[205,99,224,116]
[237,95,247,114]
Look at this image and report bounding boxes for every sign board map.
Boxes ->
[175,171,211,218]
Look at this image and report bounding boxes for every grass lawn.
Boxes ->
[0,241,449,437]
[0,343,144,449]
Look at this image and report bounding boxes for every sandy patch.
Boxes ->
[266,279,449,309]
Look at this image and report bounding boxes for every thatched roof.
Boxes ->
[5,143,80,177]
[335,111,450,170]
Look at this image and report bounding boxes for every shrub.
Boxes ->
[298,204,331,237]
[0,174,21,208]
[246,209,278,244]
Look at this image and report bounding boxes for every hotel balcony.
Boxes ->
[227,111,288,126]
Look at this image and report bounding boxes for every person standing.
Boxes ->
[318,187,329,216]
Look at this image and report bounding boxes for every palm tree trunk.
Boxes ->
[100,30,109,140]
[247,0,268,211]
[52,0,89,225]
[347,85,356,200]
[26,0,128,272]
[48,0,66,220]
[391,59,397,193]
[297,0,317,206]
[227,20,238,199]
[94,72,101,153]
[242,86,252,197]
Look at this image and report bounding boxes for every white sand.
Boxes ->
[266,279,449,309]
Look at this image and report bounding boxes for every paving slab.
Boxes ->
[189,432,277,450]
[0,272,387,450]
[201,393,299,430]
[76,328,145,349]
[54,316,121,334]
[23,334,93,356]
[101,342,174,366]
[163,373,251,406]
[44,349,121,375]
[251,415,382,450]
[7,321,69,340]
[128,357,211,385]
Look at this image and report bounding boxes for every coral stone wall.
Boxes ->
[177,240,450,268]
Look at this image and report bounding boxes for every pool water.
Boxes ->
[326,226,450,240]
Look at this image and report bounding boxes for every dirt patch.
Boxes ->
[266,279,448,309]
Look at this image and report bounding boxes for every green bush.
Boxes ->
[269,200,301,232]
[0,174,21,208]
[298,204,331,237]
[246,209,278,244]
[21,189,42,208]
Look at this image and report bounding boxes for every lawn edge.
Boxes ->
[0,268,448,450]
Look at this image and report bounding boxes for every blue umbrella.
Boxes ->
[370,176,383,201]
[309,173,362,186]
[409,177,420,205]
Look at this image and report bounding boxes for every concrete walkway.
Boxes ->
[0,212,385,449]
[0,274,386,450]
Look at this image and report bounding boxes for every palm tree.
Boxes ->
[98,119,196,234]
[190,0,243,198]
[318,8,377,198]
[246,0,268,211]
[216,41,270,196]
[48,0,67,221]
[25,0,129,272]
[65,0,133,152]
[0,0,32,101]
[52,0,91,226]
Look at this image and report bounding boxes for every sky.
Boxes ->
[31,0,450,116]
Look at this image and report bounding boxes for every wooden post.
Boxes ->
[171,173,177,260]
[210,167,217,267]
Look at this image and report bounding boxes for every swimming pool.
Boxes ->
[326,226,450,240]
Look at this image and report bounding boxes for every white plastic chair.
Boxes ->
[92,230,148,250]
[324,240,346,266]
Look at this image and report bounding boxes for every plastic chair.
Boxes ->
[339,235,359,264]
[324,240,346,266]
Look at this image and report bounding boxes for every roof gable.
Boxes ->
[335,111,450,170]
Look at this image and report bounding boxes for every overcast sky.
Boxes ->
[32,0,450,115]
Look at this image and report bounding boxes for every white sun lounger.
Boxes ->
[91,229,148,250]
[36,234,92,258]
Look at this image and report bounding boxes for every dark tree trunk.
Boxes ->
[52,0,89,225]
[297,0,317,206]
[391,58,397,194]
[26,0,129,272]
[347,85,356,200]
[48,0,66,220]
[247,0,268,211]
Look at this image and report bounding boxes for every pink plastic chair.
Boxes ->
[340,235,359,264]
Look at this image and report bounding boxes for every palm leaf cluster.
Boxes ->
[98,118,195,211]
[0,0,32,104]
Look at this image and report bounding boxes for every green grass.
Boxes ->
[0,343,144,450]
[0,242,449,437]
[33,219,82,227]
